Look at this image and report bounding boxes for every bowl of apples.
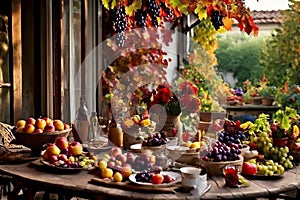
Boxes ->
[12,117,72,154]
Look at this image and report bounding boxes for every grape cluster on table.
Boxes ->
[202,120,245,162]
[142,132,167,147]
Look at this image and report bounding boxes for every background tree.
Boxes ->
[260,0,300,86]
[215,33,265,87]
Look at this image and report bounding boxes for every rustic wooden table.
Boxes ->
[1,160,300,200]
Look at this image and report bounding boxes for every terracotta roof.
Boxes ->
[251,10,282,24]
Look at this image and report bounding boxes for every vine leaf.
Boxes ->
[102,0,111,10]
[125,0,142,16]
[195,5,207,20]
[222,17,234,31]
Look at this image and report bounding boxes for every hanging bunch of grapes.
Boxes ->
[101,0,259,46]
[109,5,127,46]
[209,10,224,30]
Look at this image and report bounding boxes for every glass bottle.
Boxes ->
[75,96,89,144]
[89,111,100,142]
[108,117,123,148]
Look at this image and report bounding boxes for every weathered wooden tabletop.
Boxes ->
[0,160,299,200]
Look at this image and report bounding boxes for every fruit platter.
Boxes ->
[40,136,97,172]
[12,117,72,153]
[129,171,181,187]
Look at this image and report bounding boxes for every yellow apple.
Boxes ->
[45,144,61,156]
[23,124,35,134]
[43,117,53,126]
[16,126,25,133]
[16,119,26,128]
[35,118,46,130]
[53,119,64,131]
[68,141,83,156]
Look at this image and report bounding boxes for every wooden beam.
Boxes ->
[11,0,22,123]
[53,0,62,119]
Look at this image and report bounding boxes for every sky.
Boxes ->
[245,0,290,11]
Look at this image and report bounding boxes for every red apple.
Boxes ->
[44,124,56,133]
[151,173,164,184]
[45,144,61,156]
[55,137,69,150]
[26,117,36,125]
[242,162,257,176]
[68,141,83,156]
[35,118,46,130]
[110,147,122,157]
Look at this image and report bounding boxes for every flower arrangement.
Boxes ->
[149,80,201,117]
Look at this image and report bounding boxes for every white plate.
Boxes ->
[130,143,142,150]
[129,171,182,187]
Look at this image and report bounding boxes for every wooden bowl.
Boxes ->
[198,155,244,175]
[12,128,72,154]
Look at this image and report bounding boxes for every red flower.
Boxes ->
[179,81,198,96]
[180,95,200,113]
[157,87,172,103]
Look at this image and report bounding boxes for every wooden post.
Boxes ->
[10,0,22,123]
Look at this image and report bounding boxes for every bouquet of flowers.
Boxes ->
[149,80,201,117]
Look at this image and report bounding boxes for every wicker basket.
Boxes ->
[12,128,72,154]
[198,155,244,175]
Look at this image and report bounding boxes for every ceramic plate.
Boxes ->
[40,157,94,172]
[130,143,142,150]
[129,171,182,187]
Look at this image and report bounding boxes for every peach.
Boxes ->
[23,124,35,134]
[53,119,64,131]
[35,118,46,130]
[151,173,164,184]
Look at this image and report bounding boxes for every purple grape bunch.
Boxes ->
[142,132,167,147]
[202,141,242,162]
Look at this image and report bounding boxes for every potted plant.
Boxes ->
[258,86,278,106]
[271,107,299,147]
